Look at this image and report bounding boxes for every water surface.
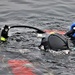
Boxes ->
[0,0,75,75]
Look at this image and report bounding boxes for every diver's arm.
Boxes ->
[65,29,75,37]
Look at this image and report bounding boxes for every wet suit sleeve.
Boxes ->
[65,29,75,38]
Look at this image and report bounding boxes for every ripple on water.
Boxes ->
[0,0,75,75]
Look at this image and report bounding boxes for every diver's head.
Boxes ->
[3,25,9,31]
[70,23,75,30]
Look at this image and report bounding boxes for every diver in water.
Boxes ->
[65,23,75,40]
[0,25,10,41]
[39,23,75,51]
[65,23,75,46]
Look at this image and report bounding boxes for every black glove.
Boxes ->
[65,29,75,39]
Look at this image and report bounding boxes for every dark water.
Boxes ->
[0,0,75,75]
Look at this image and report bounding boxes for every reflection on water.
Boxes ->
[0,0,75,75]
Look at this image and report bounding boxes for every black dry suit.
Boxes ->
[1,25,9,38]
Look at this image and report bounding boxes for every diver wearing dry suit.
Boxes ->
[39,23,75,51]
[66,23,75,40]
[65,23,75,46]
[0,25,9,41]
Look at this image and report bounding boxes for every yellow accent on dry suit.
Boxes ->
[0,37,6,41]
